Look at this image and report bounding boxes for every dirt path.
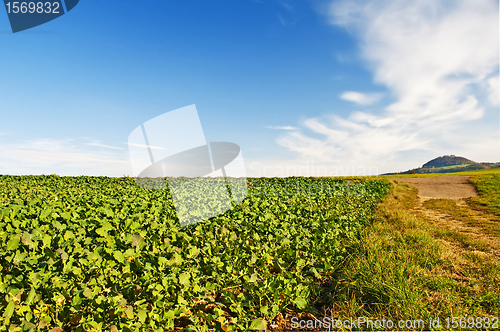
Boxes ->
[417,198,500,256]
[388,175,478,199]
[389,176,500,258]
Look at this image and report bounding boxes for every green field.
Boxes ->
[0,176,389,331]
[376,166,500,178]
[2,170,499,331]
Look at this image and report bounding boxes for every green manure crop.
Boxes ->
[0,175,389,331]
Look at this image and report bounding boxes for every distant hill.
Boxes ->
[384,155,500,175]
[422,155,473,168]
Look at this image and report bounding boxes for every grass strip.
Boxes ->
[468,174,500,216]
[292,181,500,330]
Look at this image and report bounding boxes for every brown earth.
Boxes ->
[390,176,500,257]
[388,175,478,199]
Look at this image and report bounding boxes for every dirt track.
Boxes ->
[388,175,479,199]
[390,176,500,258]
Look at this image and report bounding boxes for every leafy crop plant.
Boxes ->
[0,175,389,331]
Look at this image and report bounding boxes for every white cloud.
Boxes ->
[273,0,499,174]
[126,142,166,150]
[340,91,383,105]
[487,75,499,106]
[0,138,132,176]
[86,142,124,150]
[266,125,297,130]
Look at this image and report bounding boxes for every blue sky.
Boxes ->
[0,0,498,177]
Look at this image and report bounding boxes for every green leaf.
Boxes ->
[26,287,36,305]
[0,283,7,293]
[104,207,114,218]
[166,253,183,266]
[310,267,321,279]
[83,288,94,299]
[21,232,33,246]
[73,266,82,275]
[179,272,190,286]
[42,234,52,247]
[259,305,268,315]
[63,231,74,241]
[3,301,15,318]
[72,293,82,307]
[40,208,52,219]
[248,273,258,283]
[95,227,108,237]
[293,296,307,309]
[158,256,167,266]
[296,258,306,270]
[113,251,125,263]
[13,250,27,265]
[132,234,145,248]
[125,306,134,319]
[101,221,113,231]
[6,235,20,251]
[137,309,147,323]
[249,319,267,330]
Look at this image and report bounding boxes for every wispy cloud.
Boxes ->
[126,142,166,150]
[274,0,499,174]
[340,91,383,105]
[487,75,499,106]
[0,138,131,176]
[266,125,297,130]
[86,142,124,150]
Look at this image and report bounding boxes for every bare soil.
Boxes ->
[388,175,478,199]
[390,176,500,258]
